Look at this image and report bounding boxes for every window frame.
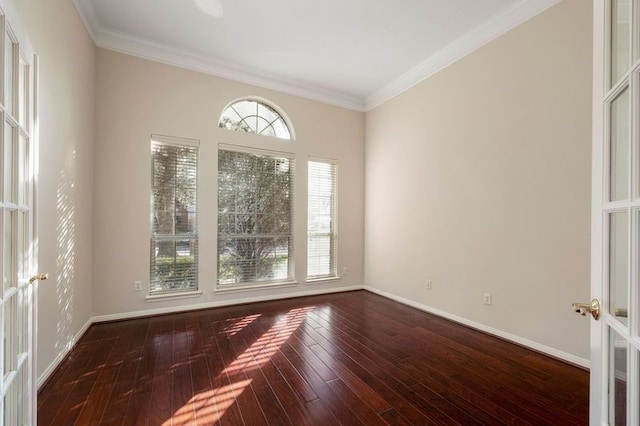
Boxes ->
[218,97,295,141]
[149,134,200,298]
[306,158,338,281]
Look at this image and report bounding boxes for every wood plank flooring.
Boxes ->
[37,290,589,425]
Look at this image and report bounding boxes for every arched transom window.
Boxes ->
[219,99,292,140]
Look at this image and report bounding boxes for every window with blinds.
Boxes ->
[218,146,295,286]
[150,135,199,294]
[307,160,337,279]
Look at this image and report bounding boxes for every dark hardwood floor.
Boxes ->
[37,290,589,425]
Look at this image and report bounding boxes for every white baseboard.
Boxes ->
[38,283,587,392]
[91,285,364,323]
[38,285,363,390]
[364,286,590,369]
[37,319,93,389]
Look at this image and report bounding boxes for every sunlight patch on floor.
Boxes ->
[165,379,252,426]
[166,306,314,424]
[221,314,261,337]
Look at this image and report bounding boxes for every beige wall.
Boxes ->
[10,0,592,384]
[364,0,592,361]
[92,49,365,317]
[10,0,96,380]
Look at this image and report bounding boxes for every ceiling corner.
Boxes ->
[364,0,562,111]
[72,0,99,41]
[93,28,366,112]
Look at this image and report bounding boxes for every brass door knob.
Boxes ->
[29,273,48,284]
[571,298,600,320]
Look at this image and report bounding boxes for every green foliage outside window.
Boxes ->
[218,149,293,285]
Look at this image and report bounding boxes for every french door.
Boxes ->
[0,2,39,425]
[592,0,640,423]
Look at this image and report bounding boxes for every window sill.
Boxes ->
[145,290,203,303]
[306,276,340,284]
[215,280,298,295]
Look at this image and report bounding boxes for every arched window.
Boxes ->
[219,99,293,140]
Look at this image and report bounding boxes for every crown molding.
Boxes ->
[71,0,364,111]
[364,0,562,111]
[71,0,98,39]
[72,0,560,113]
[95,29,366,111]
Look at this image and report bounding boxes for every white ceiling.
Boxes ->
[72,0,559,111]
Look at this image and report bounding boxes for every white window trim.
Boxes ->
[219,96,296,140]
[145,290,203,303]
[214,280,298,295]
[306,276,341,284]
[219,143,295,159]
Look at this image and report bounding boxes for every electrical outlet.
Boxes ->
[342,267,349,277]
[134,281,142,292]
[426,280,432,290]
[483,293,492,305]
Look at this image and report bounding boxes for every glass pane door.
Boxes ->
[590,0,640,421]
[593,0,640,423]
[611,0,631,87]
[0,12,35,426]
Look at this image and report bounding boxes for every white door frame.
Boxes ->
[591,0,605,422]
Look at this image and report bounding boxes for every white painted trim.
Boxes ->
[365,0,562,110]
[36,319,92,389]
[38,283,588,395]
[92,27,364,112]
[0,0,35,58]
[145,290,203,303]
[71,0,560,112]
[70,0,98,39]
[219,96,297,141]
[36,285,362,390]
[364,286,590,369]
[215,281,298,295]
[151,134,200,148]
[92,285,363,323]
[31,51,39,426]
[306,277,341,284]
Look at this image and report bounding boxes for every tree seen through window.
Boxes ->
[218,149,294,285]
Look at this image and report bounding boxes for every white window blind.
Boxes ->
[218,147,295,286]
[150,136,199,294]
[307,160,337,279]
